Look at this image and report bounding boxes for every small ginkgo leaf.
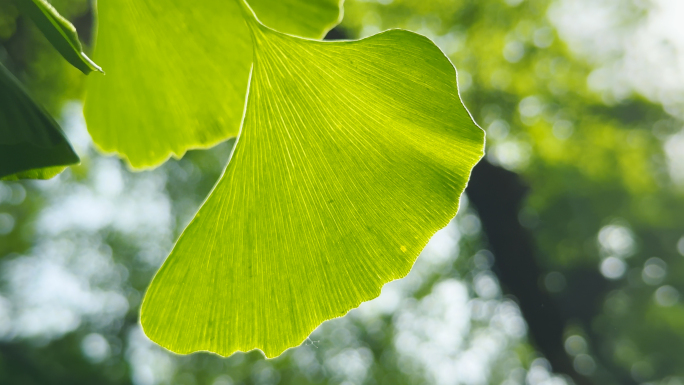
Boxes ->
[13,0,102,74]
[141,7,484,358]
[84,0,341,169]
[0,63,79,180]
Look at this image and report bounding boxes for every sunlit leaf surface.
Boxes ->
[0,63,79,180]
[13,0,102,74]
[84,0,340,168]
[141,11,484,358]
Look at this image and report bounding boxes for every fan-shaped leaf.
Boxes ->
[84,0,341,168]
[141,12,484,358]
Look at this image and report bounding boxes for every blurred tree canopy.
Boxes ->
[1,0,683,385]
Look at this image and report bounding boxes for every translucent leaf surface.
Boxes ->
[13,0,102,74]
[141,11,485,358]
[84,0,341,168]
[0,63,79,180]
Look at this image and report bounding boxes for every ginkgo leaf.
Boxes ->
[13,0,102,74]
[0,63,79,180]
[141,6,484,358]
[84,0,341,169]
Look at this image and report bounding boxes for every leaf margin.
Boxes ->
[140,4,485,358]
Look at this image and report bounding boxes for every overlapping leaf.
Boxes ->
[12,0,102,74]
[0,63,79,180]
[141,7,484,358]
[84,0,341,168]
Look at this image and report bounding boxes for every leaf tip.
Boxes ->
[81,53,104,74]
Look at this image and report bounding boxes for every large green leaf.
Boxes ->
[84,0,341,168]
[141,7,484,358]
[12,0,102,74]
[0,63,79,180]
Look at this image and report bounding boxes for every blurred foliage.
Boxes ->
[1,0,684,384]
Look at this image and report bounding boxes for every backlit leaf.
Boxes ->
[13,0,102,74]
[84,0,341,168]
[141,8,484,358]
[0,63,79,180]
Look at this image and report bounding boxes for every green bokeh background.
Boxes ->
[1,0,684,384]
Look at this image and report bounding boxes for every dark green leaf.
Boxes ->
[0,63,80,180]
[13,0,102,74]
